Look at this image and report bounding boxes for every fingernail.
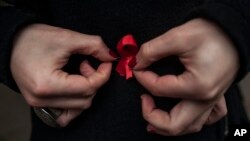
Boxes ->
[147,127,156,134]
[114,57,121,61]
[148,129,156,134]
[109,50,118,58]
[128,57,137,69]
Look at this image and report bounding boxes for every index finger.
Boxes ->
[134,70,197,99]
[134,29,186,70]
[68,33,116,62]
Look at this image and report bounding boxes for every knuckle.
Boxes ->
[223,108,228,116]
[191,126,202,133]
[59,29,70,37]
[168,28,187,45]
[31,82,50,97]
[165,126,183,136]
[57,29,74,41]
[26,96,42,107]
[142,112,153,122]
[59,119,70,127]
[140,42,157,62]
[89,77,105,90]
[142,109,153,121]
[82,87,96,98]
[92,35,104,46]
[85,101,92,109]
[150,84,162,96]
[82,92,94,98]
[140,43,154,61]
[169,28,180,38]
[194,82,218,101]
[150,88,160,97]
[203,90,218,101]
[220,107,228,117]
[143,113,150,121]
[82,100,92,110]
[97,73,109,84]
[161,123,185,136]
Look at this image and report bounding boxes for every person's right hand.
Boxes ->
[10,24,116,127]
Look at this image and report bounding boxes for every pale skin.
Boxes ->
[133,18,239,135]
[10,18,238,134]
[11,24,116,127]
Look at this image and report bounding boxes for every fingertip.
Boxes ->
[80,60,95,77]
[141,94,153,104]
[56,109,83,127]
[205,116,214,125]
[141,94,156,114]
[80,60,89,69]
[132,51,142,70]
[141,94,148,110]
[133,69,147,79]
[97,62,112,75]
[128,57,137,69]
[140,94,148,100]
[56,115,69,127]
[92,46,118,62]
[132,61,143,70]
[88,62,112,87]
[204,112,220,125]
[205,120,211,125]
[108,50,119,59]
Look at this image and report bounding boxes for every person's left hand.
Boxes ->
[140,94,227,135]
[132,18,239,135]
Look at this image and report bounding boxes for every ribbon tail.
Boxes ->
[125,61,133,79]
[116,59,126,77]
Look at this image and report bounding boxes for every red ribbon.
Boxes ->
[116,34,138,79]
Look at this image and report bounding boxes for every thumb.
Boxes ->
[134,29,186,70]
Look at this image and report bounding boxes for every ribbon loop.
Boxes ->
[116,34,138,79]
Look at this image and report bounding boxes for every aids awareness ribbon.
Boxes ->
[116,34,138,79]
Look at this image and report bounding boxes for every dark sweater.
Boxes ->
[0,0,249,141]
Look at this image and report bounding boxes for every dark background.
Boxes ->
[0,75,249,141]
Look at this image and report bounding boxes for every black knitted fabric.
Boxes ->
[0,0,249,141]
